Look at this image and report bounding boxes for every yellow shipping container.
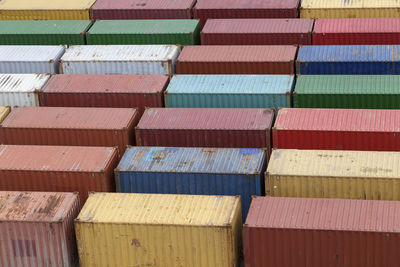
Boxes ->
[300,0,400,18]
[0,0,96,20]
[0,106,10,123]
[266,149,400,200]
[75,193,242,267]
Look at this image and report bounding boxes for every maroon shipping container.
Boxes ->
[175,46,297,74]
[136,108,274,152]
[90,0,195,20]
[201,19,313,45]
[39,74,168,114]
[244,196,400,267]
[273,108,400,151]
[313,18,400,45]
[194,0,300,28]
[0,107,139,155]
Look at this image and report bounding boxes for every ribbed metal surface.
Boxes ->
[165,75,293,109]
[76,193,242,267]
[60,45,180,76]
[0,106,10,123]
[244,196,400,267]
[0,191,80,267]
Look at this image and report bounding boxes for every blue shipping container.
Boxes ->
[165,75,293,109]
[296,45,400,75]
[116,146,267,220]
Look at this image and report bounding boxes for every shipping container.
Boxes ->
[91,0,195,20]
[297,45,400,75]
[176,46,297,74]
[0,46,65,74]
[165,75,293,109]
[87,20,200,45]
[60,45,180,76]
[294,75,400,109]
[244,196,400,267]
[301,0,400,19]
[116,147,266,219]
[0,20,92,45]
[39,74,168,114]
[0,191,80,267]
[76,193,242,267]
[0,0,96,20]
[0,145,119,204]
[0,106,10,123]
[201,19,313,45]
[0,107,139,155]
[313,18,400,45]
[194,0,299,28]
[273,108,400,151]
[266,149,400,200]
[136,108,274,151]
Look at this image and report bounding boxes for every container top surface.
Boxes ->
[76,193,240,226]
[0,145,117,172]
[0,191,78,222]
[61,45,180,62]
[1,107,137,130]
[314,18,400,33]
[42,74,168,94]
[275,108,400,132]
[118,147,266,174]
[0,107,9,121]
[297,45,400,62]
[167,75,294,94]
[137,108,274,130]
[0,45,65,62]
[245,196,400,233]
[268,149,400,178]
[177,45,297,62]
[92,0,195,10]
[203,19,314,34]
[0,0,96,9]
[0,74,50,93]
[301,0,400,9]
[0,20,92,34]
[195,0,299,9]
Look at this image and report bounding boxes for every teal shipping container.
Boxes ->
[87,20,200,45]
[294,75,400,109]
[165,75,293,109]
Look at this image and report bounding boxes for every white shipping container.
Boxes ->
[0,74,50,107]
[59,45,180,76]
[0,46,65,74]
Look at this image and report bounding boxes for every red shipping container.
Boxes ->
[0,191,81,267]
[313,18,400,45]
[0,107,139,155]
[0,145,119,205]
[201,19,313,45]
[176,46,297,74]
[90,0,195,20]
[40,74,168,115]
[244,196,400,267]
[136,108,274,152]
[194,0,300,28]
[273,108,400,151]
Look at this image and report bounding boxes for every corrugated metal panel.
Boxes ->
[0,107,139,155]
[60,45,180,76]
[87,20,200,45]
[90,0,195,20]
[244,196,400,267]
[0,74,50,107]
[273,108,400,151]
[266,149,400,200]
[176,45,297,74]
[294,75,400,109]
[165,75,293,109]
[201,19,313,45]
[0,106,10,123]
[0,46,65,74]
[0,145,119,204]
[0,191,80,267]
[296,45,400,74]
[75,193,242,267]
[116,147,266,219]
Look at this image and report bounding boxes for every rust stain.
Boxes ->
[360,167,393,173]
[36,195,64,216]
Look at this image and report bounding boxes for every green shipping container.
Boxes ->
[294,75,400,109]
[87,20,200,45]
[0,20,93,45]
